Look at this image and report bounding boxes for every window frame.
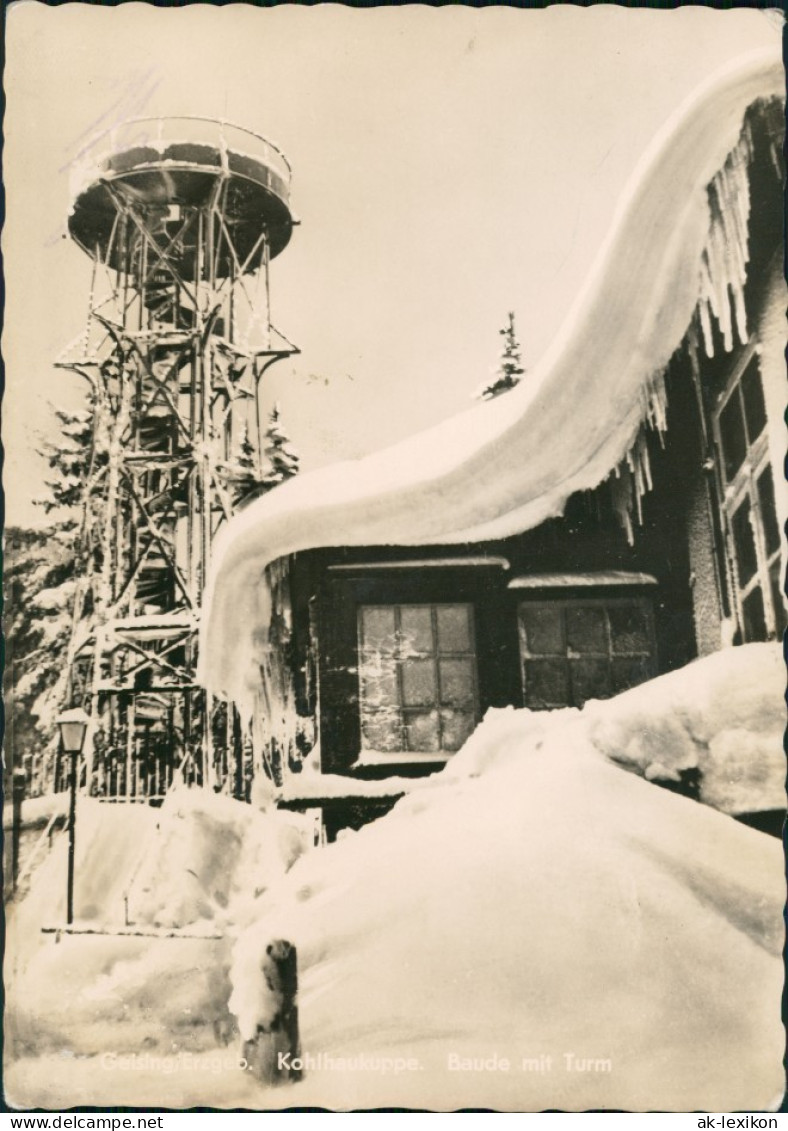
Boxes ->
[356,601,480,758]
[711,344,782,641]
[517,594,658,710]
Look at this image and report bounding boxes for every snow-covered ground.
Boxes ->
[2,791,69,831]
[4,791,313,1102]
[4,645,784,1112]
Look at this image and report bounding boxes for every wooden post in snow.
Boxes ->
[11,768,25,893]
[242,939,302,1085]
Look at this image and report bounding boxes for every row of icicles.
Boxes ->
[610,105,765,543]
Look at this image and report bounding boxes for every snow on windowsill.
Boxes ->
[275,755,452,801]
[508,570,658,588]
[278,769,425,803]
[327,557,510,572]
[352,750,451,767]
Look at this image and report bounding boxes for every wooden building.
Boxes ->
[199,61,785,839]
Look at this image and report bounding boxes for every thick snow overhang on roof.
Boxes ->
[200,48,783,710]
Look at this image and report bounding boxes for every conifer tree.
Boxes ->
[261,402,300,489]
[5,398,96,791]
[229,423,262,507]
[37,404,94,527]
[475,312,526,400]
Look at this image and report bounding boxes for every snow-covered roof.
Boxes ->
[199,48,782,710]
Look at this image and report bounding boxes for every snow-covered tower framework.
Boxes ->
[58,118,297,800]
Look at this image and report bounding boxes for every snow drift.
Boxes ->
[256,811,779,1115]
[4,788,312,1108]
[580,642,785,815]
[225,643,785,1111]
[198,48,783,712]
[127,786,311,930]
[6,646,784,1110]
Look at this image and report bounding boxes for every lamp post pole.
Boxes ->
[67,748,78,925]
[56,708,89,927]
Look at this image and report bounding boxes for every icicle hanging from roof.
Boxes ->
[643,369,670,438]
[610,97,780,541]
[199,54,784,723]
[610,428,655,546]
[610,362,667,542]
[249,556,303,788]
[686,320,701,387]
[610,468,635,547]
[697,117,754,357]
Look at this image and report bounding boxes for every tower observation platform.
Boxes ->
[56,117,299,802]
[69,117,294,268]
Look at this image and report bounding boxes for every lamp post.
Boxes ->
[56,708,89,925]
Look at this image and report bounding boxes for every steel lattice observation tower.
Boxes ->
[57,117,298,800]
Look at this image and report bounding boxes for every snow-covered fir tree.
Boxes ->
[3,527,77,790]
[227,408,300,506]
[475,312,526,400]
[37,405,94,525]
[5,401,96,793]
[261,402,300,490]
[229,424,262,507]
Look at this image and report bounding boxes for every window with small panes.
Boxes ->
[713,348,784,642]
[357,603,479,755]
[518,597,657,710]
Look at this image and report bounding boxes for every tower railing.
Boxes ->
[70,116,292,202]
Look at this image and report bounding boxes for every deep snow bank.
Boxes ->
[128,786,312,929]
[228,647,784,1111]
[4,788,312,1104]
[6,648,784,1110]
[199,49,782,711]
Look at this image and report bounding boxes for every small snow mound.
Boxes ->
[583,642,785,814]
[131,785,313,930]
[443,704,578,778]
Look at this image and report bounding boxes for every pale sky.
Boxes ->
[3,2,781,527]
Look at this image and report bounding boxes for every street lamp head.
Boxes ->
[56,708,91,754]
